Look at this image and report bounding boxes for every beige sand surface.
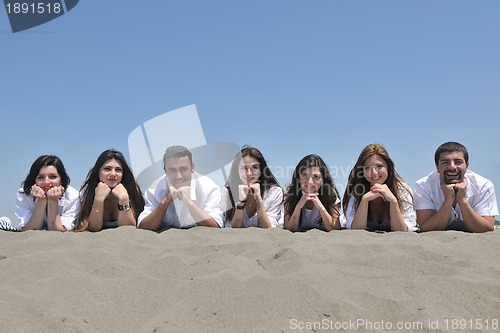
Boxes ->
[1,227,499,332]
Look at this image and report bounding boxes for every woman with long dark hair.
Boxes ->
[15,155,80,231]
[343,143,415,232]
[76,149,145,231]
[284,154,340,232]
[222,146,283,228]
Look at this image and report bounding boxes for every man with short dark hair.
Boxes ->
[138,145,223,231]
[414,142,498,232]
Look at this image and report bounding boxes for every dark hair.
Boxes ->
[434,141,469,165]
[76,149,145,230]
[342,143,412,219]
[284,154,340,224]
[224,145,281,221]
[163,145,193,165]
[22,155,70,194]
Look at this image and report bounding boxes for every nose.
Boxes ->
[246,168,252,176]
[42,176,52,184]
[307,176,314,184]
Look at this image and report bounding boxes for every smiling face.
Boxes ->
[363,154,388,186]
[436,151,468,184]
[99,158,123,188]
[165,156,194,188]
[299,166,323,194]
[238,156,261,185]
[35,165,61,193]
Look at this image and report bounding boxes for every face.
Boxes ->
[165,156,194,188]
[436,151,468,184]
[238,156,261,185]
[298,166,323,194]
[363,154,388,186]
[35,165,61,193]
[99,159,123,188]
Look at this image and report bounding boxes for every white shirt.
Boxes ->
[221,185,284,228]
[344,183,416,232]
[138,172,223,229]
[414,170,499,224]
[15,185,81,230]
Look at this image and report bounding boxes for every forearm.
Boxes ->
[458,201,494,232]
[350,199,369,230]
[284,206,301,231]
[388,203,408,232]
[117,209,137,227]
[186,201,219,227]
[46,200,64,231]
[319,205,339,231]
[22,201,47,231]
[256,199,272,228]
[419,201,453,231]
[229,209,245,228]
[139,199,170,231]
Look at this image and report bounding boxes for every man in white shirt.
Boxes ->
[138,145,223,231]
[414,142,498,232]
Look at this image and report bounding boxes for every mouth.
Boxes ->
[444,172,461,184]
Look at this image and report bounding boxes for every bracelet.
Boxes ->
[118,202,131,211]
[91,206,100,213]
[236,202,246,209]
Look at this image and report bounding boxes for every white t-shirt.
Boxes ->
[138,172,223,229]
[15,185,81,230]
[221,185,284,228]
[344,183,416,232]
[413,170,499,224]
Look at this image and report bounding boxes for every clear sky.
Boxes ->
[1,0,499,226]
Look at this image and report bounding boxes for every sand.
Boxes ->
[1,227,499,332]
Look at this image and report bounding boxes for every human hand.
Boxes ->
[238,184,249,202]
[175,186,191,202]
[95,182,112,202]
[440,182,457,204]
[30,184,47,199]
[111,183,130,202]
[46,185,65,201]
[370,184,397,204]
[248,183,261,201]
[454,181,468,204]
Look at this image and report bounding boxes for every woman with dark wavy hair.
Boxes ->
[15,155,80,231]
[342,143,415,232]
[222,145,283,228]
[76,149,145,231]
[284,154,341,232]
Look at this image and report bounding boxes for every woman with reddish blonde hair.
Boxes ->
[342,144,415,232]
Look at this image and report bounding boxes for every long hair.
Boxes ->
[342,144,411,219]
[22,155,70,194]
[223,145,281,222]
[284,154,340,222]
[76,149,145,230]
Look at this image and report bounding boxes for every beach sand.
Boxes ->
[1,227,499,332]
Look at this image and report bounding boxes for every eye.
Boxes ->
[49,175,59,180]
[300,173,308,179]
[179,167,188,174]
[313,175,322,181]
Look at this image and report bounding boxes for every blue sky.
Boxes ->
[1,0,499,226]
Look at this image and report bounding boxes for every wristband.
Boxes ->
[118,203,131,211]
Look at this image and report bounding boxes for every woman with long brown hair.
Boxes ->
[343,143,415,232]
